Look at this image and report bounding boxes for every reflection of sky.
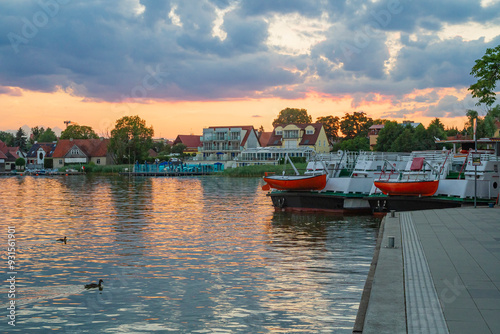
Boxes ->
[0,176,379,333]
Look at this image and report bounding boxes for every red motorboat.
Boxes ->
[374,179,439,197]
[262,173,327,191]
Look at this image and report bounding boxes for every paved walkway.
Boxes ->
[360,207,500,334]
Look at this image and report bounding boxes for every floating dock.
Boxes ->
[122,162,224,177]
[355,207,500,333]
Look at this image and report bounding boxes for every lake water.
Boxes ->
[0,175,380,333]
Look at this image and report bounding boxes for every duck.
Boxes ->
[85,279,103,289]
[57,236,67,244]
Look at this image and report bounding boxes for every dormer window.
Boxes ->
[276,130,283,135]
[306,129,314,135]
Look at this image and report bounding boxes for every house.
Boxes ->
[52,138,112,168]
[368,124,385,150]
[0,140,26,171]
[266,123,330,153]
[173,135,202,153]
[26,142,57,169]
[200,126,260,160]
[494,120,500,138]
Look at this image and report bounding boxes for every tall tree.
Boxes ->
[272,108,312,127]
[390,128,417,152]
[426,118,447,141]
[316,115,340,143]
[30,126,45,144]
[469,45,500,107]
[340,112,373,139]
[60,124,99,140]
[14,127,27,151]
[38,127,57,142]
[374,121,404,151]
[109,115,154,164]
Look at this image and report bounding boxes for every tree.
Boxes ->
[374,121,404,151]
[272,108,312,127]
[14,127,27,151]
[469,45,500,107]
[335,137,370,151]
[109,115,154,164]
[340,112,373,139]
[60,124,99,140]
[30,126,45,144]
[171,143,187,154]
[258,125,265,137]
[0,131,15,146]
[38,127,57,142]
[15,157,25,170]
[316,115,340,143]
[390,128,417,152]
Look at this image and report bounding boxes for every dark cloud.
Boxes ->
[0,0,498,103]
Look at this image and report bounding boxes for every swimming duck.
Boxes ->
[57,236,67,243]
[85,279,103,289]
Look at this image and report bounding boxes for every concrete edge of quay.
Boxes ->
[353,213,407,334]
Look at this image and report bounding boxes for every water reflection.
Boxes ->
[0,175,379,333]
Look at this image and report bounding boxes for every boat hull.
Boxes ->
[374,180,439,197]
[267,191,372,214]
[263,174,327,191]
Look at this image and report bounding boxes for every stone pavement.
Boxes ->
[359,207,500,334]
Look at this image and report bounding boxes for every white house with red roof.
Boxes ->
[52,138,112,168]
[239,123,329,163]
[173,135,202,153]
[200,126,260,160]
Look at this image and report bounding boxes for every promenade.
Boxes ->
[357,207,500,334]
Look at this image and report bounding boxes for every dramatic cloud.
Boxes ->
[0,0,499,112]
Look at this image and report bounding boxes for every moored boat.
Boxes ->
[263,173,327,191]
[373,179,439,196]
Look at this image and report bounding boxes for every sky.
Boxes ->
[1,0,499,138]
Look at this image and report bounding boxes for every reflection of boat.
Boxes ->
[263,173,327,191]
[373,180,439,196]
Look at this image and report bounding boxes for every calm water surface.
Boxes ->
[0,175,379,333]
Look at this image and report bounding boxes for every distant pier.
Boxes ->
[122,162,225,177]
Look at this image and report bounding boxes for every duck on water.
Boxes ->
[85,279,103,289]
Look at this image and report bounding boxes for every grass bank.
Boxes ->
[220,163,307,177]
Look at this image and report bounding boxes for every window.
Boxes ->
[71,149,79,155]
[306,129,314,135]
[39,152,44,160]
[97,159,101,165]
[276,130,283,135]
[59,160,63,165]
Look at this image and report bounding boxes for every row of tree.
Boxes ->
[270,104,500,152]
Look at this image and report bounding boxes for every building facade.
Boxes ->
[200,126,260,160]
[265,123,330,154]
[26,142,57,169]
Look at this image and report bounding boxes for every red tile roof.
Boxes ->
[0,150,7,160]
[173,135,201,148]
[259,132,273,147]
[52,139,110,158]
